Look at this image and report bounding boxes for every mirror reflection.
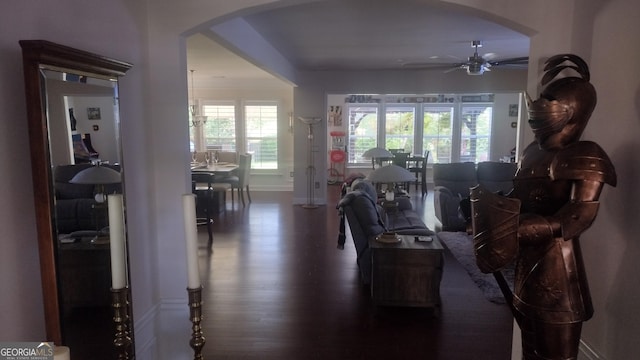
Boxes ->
[43,68,129,359]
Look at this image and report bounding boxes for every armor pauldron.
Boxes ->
[551,141,617,186]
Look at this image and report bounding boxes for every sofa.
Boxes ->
[337,179,434,284]
[433,161,517,231]
[54,164,121,235]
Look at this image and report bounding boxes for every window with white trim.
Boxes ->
[202,103,236,151]
[347,105,379,164]
[245,103,278,169]
[460,105,492,163]
[344,94,493,166]
[423,106,454,163]
[385,105,415,153]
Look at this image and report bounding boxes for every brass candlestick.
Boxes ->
[188,286,206,360]
[111,287,132,360]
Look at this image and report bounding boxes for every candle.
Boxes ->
[182,194,201,289]
[108,194,127,289]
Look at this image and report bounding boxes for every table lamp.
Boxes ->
[366,164,415,200]
[70,163,122,242]
[362,147,393,169]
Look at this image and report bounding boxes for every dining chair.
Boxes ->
[213,153,252,208]
[390,152,410,191]
[407,150,430,196]
[216,151,238,164]
[192,172,231,248]
[237,154,252,206]
[391,152,410,168]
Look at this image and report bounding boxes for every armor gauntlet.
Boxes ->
[517,213,555,245]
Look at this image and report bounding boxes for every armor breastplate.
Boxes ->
[512,146,571,215]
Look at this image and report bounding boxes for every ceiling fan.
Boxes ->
[405,40,529,75]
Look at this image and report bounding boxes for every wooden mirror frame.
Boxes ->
[20,40,132,345]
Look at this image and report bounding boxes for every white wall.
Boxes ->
[579,1,640,358]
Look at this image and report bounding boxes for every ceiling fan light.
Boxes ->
[467,63,484,75]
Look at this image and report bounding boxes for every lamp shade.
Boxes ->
[70,165,121,184]
[297,116,322,125]
[366,164,415,183]
[362,147,393,159]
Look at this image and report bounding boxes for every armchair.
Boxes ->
[432,161,517,231]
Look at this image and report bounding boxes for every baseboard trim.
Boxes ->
[132,303,159,360]
[580,339,605,360]
[132,298,194,360]
[250,184,292,191]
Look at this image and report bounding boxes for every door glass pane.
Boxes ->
[460,105,492,163]
[347,105,378,164]
[385,105,415,153]
[423,107,453,163]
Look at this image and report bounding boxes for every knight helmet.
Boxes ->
[527,54,596,150]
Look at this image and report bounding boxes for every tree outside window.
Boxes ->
[385,106,415,153]
[347,105,378,164]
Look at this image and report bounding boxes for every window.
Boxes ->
[423,107,454,163]
[245,103,278,169]
[343,94,494,166]
[460,105,492,163]
[385,105,415,153]
[347,105,379,164]
[202,103,236,151]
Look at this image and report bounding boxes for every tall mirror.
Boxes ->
[20,40,133,358]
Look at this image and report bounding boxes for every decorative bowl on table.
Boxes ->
[375,232,401,243]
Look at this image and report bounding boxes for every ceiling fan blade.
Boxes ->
[488,57,529,66]
[443,65,465,73]
[401,62,462,70]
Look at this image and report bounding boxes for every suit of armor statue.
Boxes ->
[471,54,616,360]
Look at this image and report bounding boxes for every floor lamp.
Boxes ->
[298,116,322,209]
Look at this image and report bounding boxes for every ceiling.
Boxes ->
[187,0,530,86]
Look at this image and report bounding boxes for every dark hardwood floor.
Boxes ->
[199,185,513,359]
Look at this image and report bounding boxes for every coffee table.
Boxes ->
[369,234,444,312]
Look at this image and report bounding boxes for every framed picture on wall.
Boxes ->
[508,104,518,117]
[87,107,101,120]
[329,105,342,126]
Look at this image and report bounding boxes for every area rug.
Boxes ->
[437,231,514,304]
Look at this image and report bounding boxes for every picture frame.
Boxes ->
[508,104,518,117]
[87,107,101,120]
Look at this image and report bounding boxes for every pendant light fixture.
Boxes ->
[189,69,206,127]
